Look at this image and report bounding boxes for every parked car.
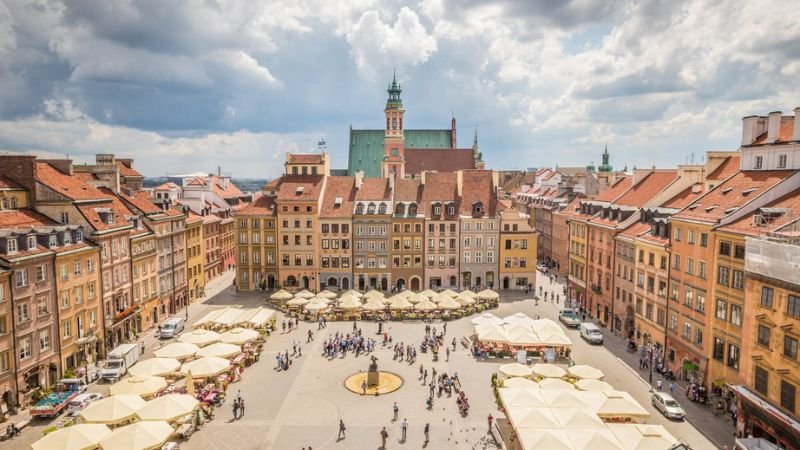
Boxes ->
[558,309,581,328]
[579,322,604,344]
[537,263,548,272]
[67,393,104,417]
[652,392,686,420]
[160,317,186,339]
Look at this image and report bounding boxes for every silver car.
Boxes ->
[652,392,686,420]
[67,392,104,416]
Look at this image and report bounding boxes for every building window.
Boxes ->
[717,266,729,286]
[19,337,31,360]
[39,328,50,351]
[715,299,727,321]
[719,241,731,256]
[757,325,770,347]
[761,287,774,308]
[672,254,680,270]
[754,155,763,169]
[700,233,708,247]
[674,228,682,241]
[727,343,740,370]
[781,380,796,413]
[698,261,706,279]
[785,335,799,360]
[730,304,742,327]
[713,337,725,361]
[778,154,788,168]
[754,366,768,395]
[732,270,744,290]
[787,294,800,318]
[15,269,27,287]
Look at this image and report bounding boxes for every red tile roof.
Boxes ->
[0,175,24,189]
[461,170,498,216]
[187,177,205,186]
[554,197,583,220]
[707,155,741,180]
[673,170,796,223]
[421,172,459,217]
[276,175,325,202]
[0,209,57,228]
[393,178,422,203]
[613,170,677,208]
[155,182,181,190]
[595,176,632,202]
[119,191,162,215]
[660,184,703,209]
[236,195,276,216]
[185,211,204,224]
[619,221,651,239]
[752,117,795,145]
[262,178,281,190]
[319,176,356,218]
[287,154,324,164]
[117,161,143,178]
[404,148,475,175]
[78,189,135,232]
[211,176,244,198]
[355,178,391,201]
[718,187,800,236]
[36,162,109,201]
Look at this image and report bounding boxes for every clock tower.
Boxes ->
[382,72,405,179]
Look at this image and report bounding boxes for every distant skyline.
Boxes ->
[1,0,799,177]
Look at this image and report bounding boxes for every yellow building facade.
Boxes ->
[498,209,538,290]
[186,213,205,300]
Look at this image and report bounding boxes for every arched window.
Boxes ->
[395,203,405,216]
[433,203,441,216]
[408,203,417,215]
[447,203,455,216]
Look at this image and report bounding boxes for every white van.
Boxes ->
[579,322,604,345]
[160,317,186,339]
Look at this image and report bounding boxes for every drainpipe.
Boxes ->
[10,282,19,411]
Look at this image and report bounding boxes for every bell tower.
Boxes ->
[382,71,405,179]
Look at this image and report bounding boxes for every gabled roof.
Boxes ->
[185,211,204,224]
[404,148,475,175]
[236,195,276,216]
[554,197,583,219]
[613,170,677,208]
[421,172,459,218]
[36,162,110,201]
[673,170,796,223]
[660,184,703,209]
[355,178,391,201]
[0,208,57,228]
[155,182,181,190]
[320,176,356,218]
[348,128,454,177]
[718,187,800,236]
[118,191,162,215]
[210,175,244,198]
[595,176,632,202]
[619,221,651,240]
[707,155,741,180]
[461,170,497,216]
[187,177,205,186]
[77,190,135,232]
[117,161,143,178]
[276,175,325,202]
[393,178,422,203]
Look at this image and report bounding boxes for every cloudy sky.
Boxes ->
[1,0,799,178]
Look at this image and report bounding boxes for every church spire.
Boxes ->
[386,70,402,109]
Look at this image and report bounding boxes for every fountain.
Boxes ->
[344,355,403,395]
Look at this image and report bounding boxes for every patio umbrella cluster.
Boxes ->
[473,313,572,348]
[192,306,275,330]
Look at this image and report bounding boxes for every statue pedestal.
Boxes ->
[367,368,379,387]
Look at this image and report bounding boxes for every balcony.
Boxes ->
[591,284,603,294]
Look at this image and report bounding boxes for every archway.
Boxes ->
[410,277,420,291]
[286,275,297,287]
[381,277,388,291]
[462,272,472,290]
[395,278,406,291]
[302,276,309,289]
[267,275,275,289]
[503,277,510,289]
[358,277,365,291]
[327,277,338,288]
[449,276,456,287]
[341,277,350,290]
[475,276,482,288]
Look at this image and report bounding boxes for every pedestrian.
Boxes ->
[424,423,429,443]
[298,345,302,357]
[232,398,239,419]
[419,365,424,379]
[656,379,663,391]
[443,322,447,334]
[239,398,245,417]
[393,402,399,421]
[362,379,367,395]
[308,330,313,343]
[401,418,408,441]
[380,427,389,448]
[282,320,286,333]
[423,369,428,384]
[295,317,299,328]
[140,341,145,355]
[338,419,346,439]
[669,382,676,395]
[446,347,450,361]
[452,337,457,351]
[487,413,493,433]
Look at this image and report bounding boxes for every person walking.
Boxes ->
[232,398,239,419]
[380,427,389,448]
[446,347,450,361]
[239,398,245,417]
[392,402,399,421]
[669,382,676,395]
[487,413,493,433]
[443,322,447,334]
[424,423,429,444]
[656,379,663,391]
[401,418,408,441]
[338,419,346,439]
[361,379,367,395]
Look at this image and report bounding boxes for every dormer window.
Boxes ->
[408,203,417,215]
[355,204,364,214]
[48,234,57,248]
[7,238,17,254]
[0,198,7,209]
[367,203,376,214]
[64,232,72,246]
[295,186,304,195]
[395,204,406,216]
[27,235,36,250]
[106,212,114,225]
[378,204,386,214]
[76,229,83,243]
[433,203,441,216]
[447,204,455,216]
[473,202,483,215]
[334,197,343,208]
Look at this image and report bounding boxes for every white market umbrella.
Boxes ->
[518,429,576,450]
[499,362,533,378]
[596,391,650,419]
[219,327,259,344]
[440,288,458,297]
[343,289,362,298]
[196,342,242,359]
[531,319,563,334]
[153,342,198,360]
[568,365,604,380]
[419,289,437,298]
[470,312,504,326]
[454,295,476,306]
[388,296,413,310]
[270,289,293,301]
[99,421,174,450]
[539,378,575,390]
[181,357,230,378]
[362,298,387,312]
[246,308,275,327]
[128,358,181,378]
[507,406,560,429]
[475,324,509,343]
[607,424,677,450]
[541,390,591,409]
[476,288,499,300]
[437,297,462,310]
[567,429,625,450]
[431,292,452,304]
[506,327,540,346]
[386,293,408,304]
[294,290,315,299]
[192,308,227,328]
[502,377,539,389]
[575,379,614,392]
[286,296,310,307]
[304,300,329,313]
[538,330,573,346]
[396,290,414,298]
[317,289,338,299]
[135,394,199,422]
[413,298,437,312]
[177,329,220,347]
[80,395,147,425]
[362,289,384,300]
[32,424,112,450]
[503,312,538,328]
[552,408,607,430]
[458,289,477,298]
[338,296,363,311]
[498,388,546,408]
[406,293,426,304]
[109,377,167,397]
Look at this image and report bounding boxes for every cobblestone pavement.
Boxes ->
[9,269,722,449]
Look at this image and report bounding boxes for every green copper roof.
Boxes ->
[348,129,454,177]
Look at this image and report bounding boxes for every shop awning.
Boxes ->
[731,385,800,440]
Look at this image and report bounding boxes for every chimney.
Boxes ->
[794,107,800,141]
[420,171,426,186]
[767,111,782,143]
[456,170,463,196]
[217,166,221,176]
[355,171,364,190]
[0,155,38,205]
[96,154,115,165]
[451,116,457,149]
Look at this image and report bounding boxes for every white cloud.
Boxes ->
[346,7,438,78]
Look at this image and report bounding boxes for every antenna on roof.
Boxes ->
[317,138,327,151]
[690,153,695,164]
